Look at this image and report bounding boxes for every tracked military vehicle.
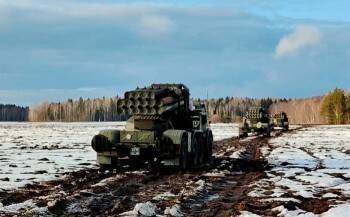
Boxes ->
[91,84,213,170]
[272,112,289,131]
[239,107,271,138]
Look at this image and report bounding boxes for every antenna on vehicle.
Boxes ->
[206,89,210,124]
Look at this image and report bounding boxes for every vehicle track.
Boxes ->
[0,130,294,217]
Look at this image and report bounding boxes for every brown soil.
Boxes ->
[0,127,336,217]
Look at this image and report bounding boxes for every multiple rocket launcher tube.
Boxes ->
[116,89,181,115]
[245,108,264,119]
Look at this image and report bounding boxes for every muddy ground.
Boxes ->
[0,128,331,217]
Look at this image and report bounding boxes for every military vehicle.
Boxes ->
[91,84,213,170]
[272,112,289,131]
[239,107,271,138]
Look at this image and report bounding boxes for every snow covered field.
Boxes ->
[0,122,125,190]
[246,125,350,216]
[0,122,237,191]
[210,123,239,141]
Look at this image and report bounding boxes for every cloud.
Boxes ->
[1,1,350,105]
[0,1,175,38]
[138,14,174,37]
[275,25,321,57]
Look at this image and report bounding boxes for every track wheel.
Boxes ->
[192,134,201,166]
[204,131,213,163]
[179,133,188,171]
[266,125,271,137]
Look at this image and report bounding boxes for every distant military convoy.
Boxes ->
[272,112,289,131]
[91,84,289,170]
[239,107,289,138]
[239,107,271,138]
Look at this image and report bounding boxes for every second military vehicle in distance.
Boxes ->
[272,112,289,131]
[91,84,213,170]
[239,107,271,138]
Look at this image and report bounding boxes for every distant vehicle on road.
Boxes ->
[239,107,271,138]
[272,112,289,131]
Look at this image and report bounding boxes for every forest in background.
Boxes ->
[205,97,288,122]
[0,104,29,121]
[1,88,349,124]
[28,97,128,122]
[320,88,350,124]
[270,88,350,124]
[27,96,283,122]
[270,96,324,124]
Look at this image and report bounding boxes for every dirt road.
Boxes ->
[0,131,291,217]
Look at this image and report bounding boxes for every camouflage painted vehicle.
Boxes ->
[272,112,289,131]
[91,84,213,170]
[239,107,271,138]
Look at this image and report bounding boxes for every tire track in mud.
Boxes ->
[240,127,347,216]
[0,131,291,217]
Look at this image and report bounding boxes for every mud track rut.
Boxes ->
[0,131,293,217]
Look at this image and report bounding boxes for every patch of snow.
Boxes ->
[203,171,226,177]
[250,125,350,207]
[180,179,208,199]
[194,180,206,191]
[274,176,315,198]
[125,170,148,175]
[91,175,125,187]
[152,192,176,201]
[120,201,158,217]
[260,146,271,157]
[322,193,338,198]
[133,201,158,216]
[239,211,261,217]
[0,122,125,190]
[295,172,345,188]
[210,123,239,141]
[261,197,301,203]
[331,183,350,196]
[272,205,317,217]
[164,204,184,217]
[321,203,350,217]
[240,135,258,142]
[0,122,234,190]
[0,199,35,212]
[230,148,246,159]
[207,193,221,201]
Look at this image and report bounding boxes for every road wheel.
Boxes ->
[192,134,200,167]
[99,164,114,173]
[179,133,188,171]
[198,134,205,165]
[266,125,271,137]
[149,156,161,173]
[240,132,248,138]
[204,131,213,163]
[91,134,110,152]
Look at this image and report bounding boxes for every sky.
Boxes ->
[0,0,350,106]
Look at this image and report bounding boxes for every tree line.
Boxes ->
[270,96,324,124]
[0,104,29,121]
[27,96,281,122]
[270,88,350,125]
[204,97,288,123]
[320,88,350,124]
[28,97,128,122]
[2,88,349,124]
